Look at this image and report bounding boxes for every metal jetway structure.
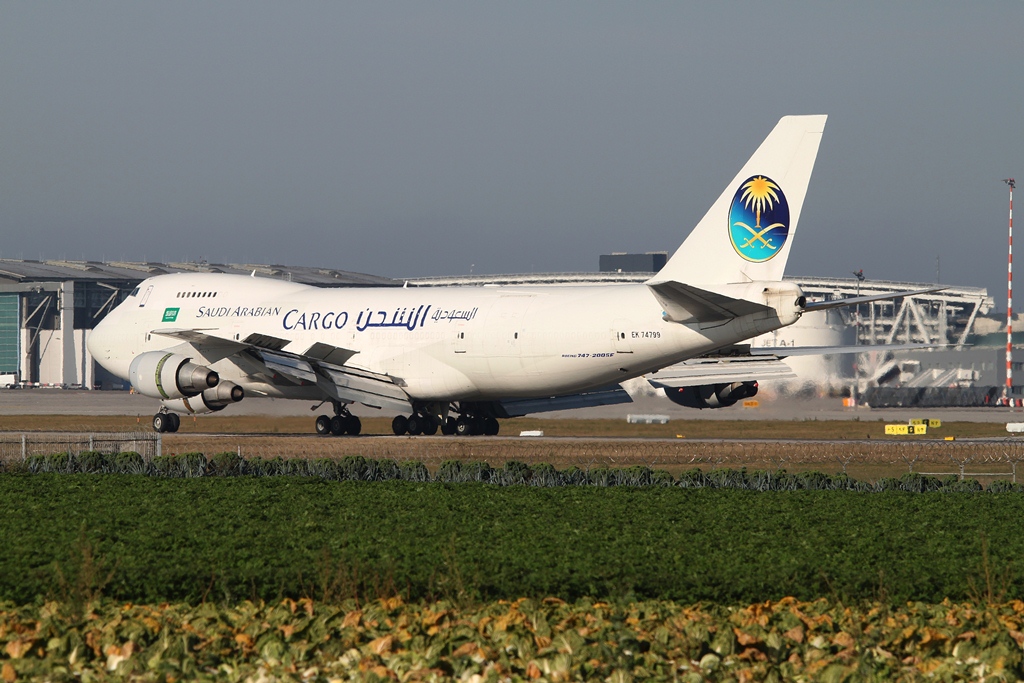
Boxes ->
[792,276,992,348]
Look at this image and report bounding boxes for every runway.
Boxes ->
[3,390,1021,482]
[3,388,1024,423]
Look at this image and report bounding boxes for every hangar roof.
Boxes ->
[0,259,398,287]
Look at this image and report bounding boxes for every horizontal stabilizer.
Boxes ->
[801,287,946,313]
[751,342,947,357]
[648,281,771,324]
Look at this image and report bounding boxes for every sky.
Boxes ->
[1,2,1022,307]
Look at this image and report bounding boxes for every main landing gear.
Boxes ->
[152,411,180,433]
[314,401,361,436]
[390,412,437,436]
[391,411,499,437]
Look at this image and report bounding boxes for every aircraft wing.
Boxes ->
[156,328,306,353]
[315,363,412,412]
[496,385,633,418]
[495,356,797,416]
[151,328,251,364]
[646,356,797,388]
[151,328,410,411]
[645,341,944,389]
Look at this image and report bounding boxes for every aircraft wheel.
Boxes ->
[441,417,457,436]
[454,416,473,437]
[346,415,362,436]
[406,414,423,436]
[421,417,438,436]
[391,415,408,435]
[167,413,181,433]
[330,415,346,436]
[483,417,499,436]
[315,415,332,435]
[152,413,168,433]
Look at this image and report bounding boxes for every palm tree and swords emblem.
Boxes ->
[728,175,790,262]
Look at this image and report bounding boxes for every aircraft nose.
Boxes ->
[88,309,129,378]
[87,315,111,362]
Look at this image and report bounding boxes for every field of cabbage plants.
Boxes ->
[5,471,1024,680]
[3,597,1024,681]
[2,474,1024,606]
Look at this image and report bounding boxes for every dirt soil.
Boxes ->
[0,414,1011,439]
[3,415,1021,482]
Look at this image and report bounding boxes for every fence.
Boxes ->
[0,432,160,462]
[97,435,1024,483]
[3,433,1024,483]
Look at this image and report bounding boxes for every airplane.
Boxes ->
[87,114,936,435]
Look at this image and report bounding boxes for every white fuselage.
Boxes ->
[89,273,802,404]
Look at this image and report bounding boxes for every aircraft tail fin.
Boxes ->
[649,115,826,287]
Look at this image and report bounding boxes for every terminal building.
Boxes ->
[0,259,395,389]
[599,252,667,273]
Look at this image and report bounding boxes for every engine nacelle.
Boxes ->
[161,381,244,414]
[129,352,219,400]
[662,381,758,409]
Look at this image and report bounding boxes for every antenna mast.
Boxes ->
[1005,178,1016,404]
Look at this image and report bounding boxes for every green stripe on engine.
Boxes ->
[154,353,172,399]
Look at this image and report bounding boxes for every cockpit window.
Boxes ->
[130,287,140,297]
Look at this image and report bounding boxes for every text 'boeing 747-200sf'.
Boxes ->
[87,115,939,435]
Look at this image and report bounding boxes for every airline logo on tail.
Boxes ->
[728,175,790,263]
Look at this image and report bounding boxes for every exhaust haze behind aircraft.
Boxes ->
[90,115,835,435]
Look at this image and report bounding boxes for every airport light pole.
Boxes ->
[851,269,865,404]
[852,269,865,346]
[1006,178,1016,404]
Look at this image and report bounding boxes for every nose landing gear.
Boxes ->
[152,411,180,433]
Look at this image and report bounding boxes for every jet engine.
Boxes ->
[162,381,244,414]
[128,352,219,400]
[663,381,758,409]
